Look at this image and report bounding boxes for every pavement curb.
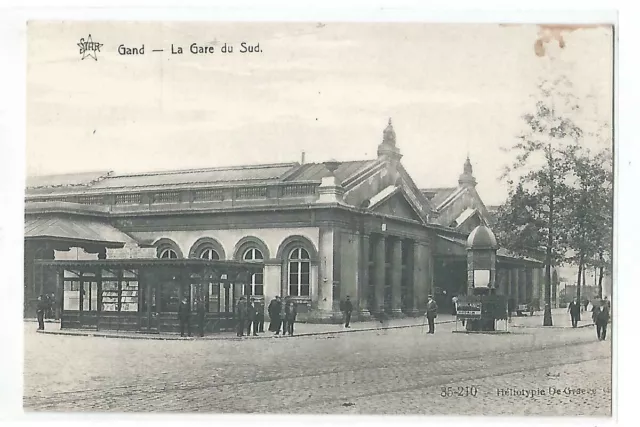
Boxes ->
[34,319,457,341]
[510,323,595,329]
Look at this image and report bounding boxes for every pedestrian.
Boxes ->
[279,297,288,336]
[583,298,590,312]
[178,297,191,337]
[196,299,206,337]
[426,294,438,334]
[285,299,297,336]
[595,300,610,341]
[236,296,247,337]
[246,298,258,336]
[268,296,281,333]
[451,295,458,316]
[45,293,54,319]
[568,297,580,328]
[36,295,46,331]
[254,298,265,333]
[343,295,353,328]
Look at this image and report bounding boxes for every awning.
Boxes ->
[25,216,137,248]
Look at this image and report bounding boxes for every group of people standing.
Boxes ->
[235,296,266,337]
[266,296,298,336]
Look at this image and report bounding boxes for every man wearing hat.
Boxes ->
[236,296,247,337]
[342,296,353,328]
[426,295,438,334]
[178,297,191,337]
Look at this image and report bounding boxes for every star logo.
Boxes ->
[77,34,103,61]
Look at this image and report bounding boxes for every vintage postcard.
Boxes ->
[23,20,614,417]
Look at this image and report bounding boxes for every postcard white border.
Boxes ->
[0,1,635,427]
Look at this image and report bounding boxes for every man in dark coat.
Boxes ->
[178,297,191,337]
[568,297,581,328]
[246,298,257,336]
[268,296,281,333]
[254,298,265,333]
[594,300,610,341]
[426,295,438,334]
[279,297,288,336]
[236,296,247,337]
[343,296,353,328]
[285,299,297,336]
[196,299,206,337]
[36,295,47,330]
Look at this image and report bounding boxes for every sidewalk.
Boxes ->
[32,314,457,341]
[508,308,596,329]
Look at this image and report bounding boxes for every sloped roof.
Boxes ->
[368,185,399,208]
[26,171,112,189]
[25,160,381,196]
[79,163,297,189]
[25,216,137,247]
[421,187,457,208]
[284,160,377,183]
[453,207,478,227]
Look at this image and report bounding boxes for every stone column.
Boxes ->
[513,268,520,306]
[390,238,403,317]
[358,233,371,319]
[405,241,417,316]
[413,242,429,315]
[317,228,335,316]
[374,236,386,314]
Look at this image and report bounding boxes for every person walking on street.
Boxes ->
[594,300,610,341]
[342,296,353,328]
[196,299,206,337]
[236,296,247,337]
[36,295,47,331]
[285,299,297,336]
[568,297,580,328]
[268,296,281,333]
[426,295,438,334]
[247,298,258,336]
[178,297,192,337]
[451,295,458,316]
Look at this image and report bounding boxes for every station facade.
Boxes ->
[24,120,547,322]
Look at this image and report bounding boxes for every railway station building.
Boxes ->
[24,120,547,324]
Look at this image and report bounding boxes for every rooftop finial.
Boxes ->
[382,118,396,146]
[459,156,476,187]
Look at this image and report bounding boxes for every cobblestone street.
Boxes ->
[24,317,612,416]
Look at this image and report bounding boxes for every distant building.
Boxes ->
[24,120,544,324]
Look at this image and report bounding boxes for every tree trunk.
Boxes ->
[576,253,584,321]
[597,251,604,298]
[543,146,554,326]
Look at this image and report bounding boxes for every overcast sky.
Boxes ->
[26,22,613,205]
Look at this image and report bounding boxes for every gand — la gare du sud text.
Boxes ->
[118,43,261,55]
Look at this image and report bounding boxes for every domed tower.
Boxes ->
[377,118,402,162]
[458,156,477,188]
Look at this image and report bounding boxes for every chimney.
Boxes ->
[301,151,306,165]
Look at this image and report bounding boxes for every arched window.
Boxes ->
[243,248,264,296]
[199,248,220,260]
[288,248,310,297]
[159,248,178,259]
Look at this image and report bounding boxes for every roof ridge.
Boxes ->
[109,162,300,178]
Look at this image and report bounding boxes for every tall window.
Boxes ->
[159,248,178,259]
[199,248,220,260]
[243,248,264,296]
[288,247,310,297]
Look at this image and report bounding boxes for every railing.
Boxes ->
[26,182,320,209]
